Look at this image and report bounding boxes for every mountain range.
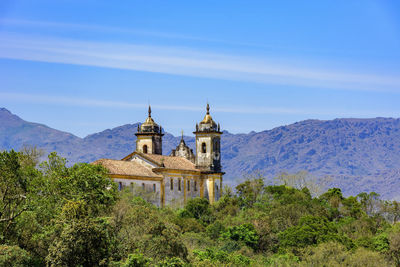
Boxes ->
[1,107,400,200]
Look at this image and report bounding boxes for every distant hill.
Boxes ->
[1,107,400,200]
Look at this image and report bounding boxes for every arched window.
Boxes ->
[187,180,190,191]
[153,184,156,192]
[170,178,174,191]
[194,181,197,191]
[201,142,206,153]
[142,183,145,190]
[178,179,181,191]
[118,182,123,191]
[143,145,148,154]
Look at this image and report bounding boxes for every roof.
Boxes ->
[93,158,162,178]
[94,151,201,178]
[139,153,199,171]
[121,151,200,171]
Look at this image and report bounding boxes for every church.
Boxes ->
[94,104,223,207]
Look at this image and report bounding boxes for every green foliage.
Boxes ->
[357,191,382,216]
[221,223,259,249]
[63,163,118,216]
[278,215,351,250]
[265,253,299,266]
[122,252,152,267]
[236,177,264,208]
[206,221,225,239]
[373,232,390,252]
[0,245,33,267]
[0,150,30,240]
[175,216,205,233]
[112,192,188,261]
[182,197,214,225]
[388,226,400,265]
[300,242,392,267]
[156,257,185,267]
[193,248,252,266]
[46,217,115,266]
[0,156,399,266]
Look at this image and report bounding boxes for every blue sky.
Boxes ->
[1,1,400,137]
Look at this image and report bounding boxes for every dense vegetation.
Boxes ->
[1,148,400,266]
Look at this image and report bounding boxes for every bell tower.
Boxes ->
[135,106,164,155]
[193,104,222,172]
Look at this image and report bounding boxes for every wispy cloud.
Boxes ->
[0,27,399,92]
[0,18,283,49]
[0,92,397,118]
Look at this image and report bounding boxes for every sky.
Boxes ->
[1,1,400,137]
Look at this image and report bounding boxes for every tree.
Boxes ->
[357,192,382,217]
[63,163,118,216]
[388,229,400,266]
[120,252,152,267]
[156,256,185,267]
[0,150,30,240]
[300,242,392,267]
[274,170,331,197]
[383,200,400,224]
[319,188,344,220]
[343,247,392,267]
[112,194,188,261]
[221,223,259,249]
[10,153,119,264]
[300,242,348,267]
[236,176,264,208]
[181,197,213,224]
[278,215,351,251]
[18,145,44,168]
[46,217,114,266]
[0,245,33,267]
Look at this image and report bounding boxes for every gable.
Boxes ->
[129,154,160,169]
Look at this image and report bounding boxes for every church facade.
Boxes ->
[94,104,223,207]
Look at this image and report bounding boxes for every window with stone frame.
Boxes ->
[201,142,206,153]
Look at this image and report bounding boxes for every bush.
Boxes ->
[182,198,214,225]
[206,221,225,239]
[156,257,185,267]
[221,223,259,249]
[123,252,152,267]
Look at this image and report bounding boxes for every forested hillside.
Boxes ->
[0,149,400,266]
[2,107,400,199]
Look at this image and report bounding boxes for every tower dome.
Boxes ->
[138,105,162,134]
[196,103,220,133]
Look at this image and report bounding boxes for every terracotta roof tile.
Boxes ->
[93,158,162,177]
[138,153,199,171]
